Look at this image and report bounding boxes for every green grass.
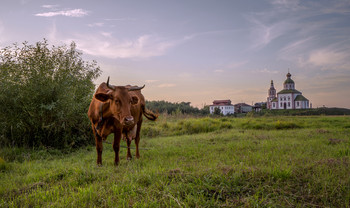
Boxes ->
[1,116,349,207]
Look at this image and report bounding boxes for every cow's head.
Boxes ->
[94,77,144,127]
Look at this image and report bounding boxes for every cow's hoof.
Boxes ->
[127,157,132,161]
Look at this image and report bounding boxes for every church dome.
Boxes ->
[284,72,295,84]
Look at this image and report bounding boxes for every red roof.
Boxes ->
[211,100,232,105]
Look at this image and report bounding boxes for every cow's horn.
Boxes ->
[106,76,115,90]
[128,85,145,91]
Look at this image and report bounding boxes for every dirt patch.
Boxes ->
[317,158,349,167]
[316,129,330,134]
[4,182,46,199]
[220,166,234,175]
[168,168,185,178]
[328,138,344,145]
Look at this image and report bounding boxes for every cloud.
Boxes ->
[0,21,5,47]
[46,19,189,59]
[178,73,192,78]
[104,18,137,21]
[303,48,350,70]
[247,16,296,50]
[35,9,88,17]
[157,83,176,88]
[145,80,159,83]
[42,5,59,9]
[279,37,317,63]
[227,61,248,69]
[269,0,303,11]
[66,34,185,59]
[100,32,112,38]
[0,20,4,34]
[308,50,345,66]
[88,23,105,27]
[214,69,224,73]
[254,68,279,74]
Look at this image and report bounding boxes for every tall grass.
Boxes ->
[1,116,349,207]
[142,115,350,138]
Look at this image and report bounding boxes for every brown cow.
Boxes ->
[87,77,157,166]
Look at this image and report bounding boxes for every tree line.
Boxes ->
[145,100,210,115]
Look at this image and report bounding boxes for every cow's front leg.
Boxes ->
[126,137,132,160]
[113,131,122,166]
[93,127,103,166]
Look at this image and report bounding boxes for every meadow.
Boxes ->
[0,115,349,207]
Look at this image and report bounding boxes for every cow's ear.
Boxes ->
[95,92,112,102]
[131,96,139,105]
[94,82,113,102]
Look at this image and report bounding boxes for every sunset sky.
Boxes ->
[1,0,350,108]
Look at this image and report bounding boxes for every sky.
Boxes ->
[1,0,350,109]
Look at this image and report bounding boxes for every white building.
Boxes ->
[267,72,310,110]
[209,100,235,115]
[234,103,253,113]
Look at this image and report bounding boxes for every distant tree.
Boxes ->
[0,40,101,148]
[213,107,222,116]
[201,105,210,115]
[145,100,208,115]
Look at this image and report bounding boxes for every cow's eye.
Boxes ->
[115,100,120,104]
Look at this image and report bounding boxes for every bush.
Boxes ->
[0,40,101,148]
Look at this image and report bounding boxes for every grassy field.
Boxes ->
[1,116,349,207]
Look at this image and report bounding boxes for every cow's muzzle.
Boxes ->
[123,116,134,126]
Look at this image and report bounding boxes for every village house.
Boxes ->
[209,100,235,115]
[234,103,253,113]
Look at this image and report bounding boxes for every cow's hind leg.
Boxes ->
[135,120,142,159]
[113,132,122,166]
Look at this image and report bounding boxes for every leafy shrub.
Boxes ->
[0,40,101,148]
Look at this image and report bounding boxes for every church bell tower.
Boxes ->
[267,80,276,109]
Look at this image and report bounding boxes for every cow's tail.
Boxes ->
[142,106,158,121]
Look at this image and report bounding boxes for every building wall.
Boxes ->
[241,106,253,113]
[295,100,309,109]
[295,101,302,109]
[271,102,278,109]
[210,105,235,115]
[277,93,294,109]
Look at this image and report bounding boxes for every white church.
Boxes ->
[267,72,310,110]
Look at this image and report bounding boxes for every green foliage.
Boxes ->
[213,107,222,116]
[0,116,349,207]
[0,157,11,172]
[256,107,350,116]
[0,40,101,148]
[146,100,209,115]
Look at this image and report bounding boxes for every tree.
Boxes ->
[201,105,210,115]
[0,40,101,148]
[213,107,222,116]
[145,100,209,115]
